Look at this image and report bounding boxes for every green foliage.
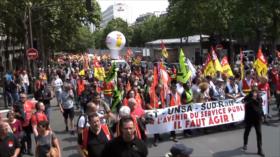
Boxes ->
[69,25,95,51]
[0,0,101,52]
[2,0,280,53]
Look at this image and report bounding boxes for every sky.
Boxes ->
[96,0,169,23]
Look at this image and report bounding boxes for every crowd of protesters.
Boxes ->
[0,52,279,157]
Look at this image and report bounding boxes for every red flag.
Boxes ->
[152,66,158,88]
[256,48,267,64]
[127,48,133,57]
[93,59,101,67]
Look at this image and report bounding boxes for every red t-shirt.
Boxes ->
[258,82,270,92]
[31,112,48,126]
[9,119,22,138]
[23,100,36,127]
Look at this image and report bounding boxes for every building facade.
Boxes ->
[145,35,211,64]
[100,3,129,28]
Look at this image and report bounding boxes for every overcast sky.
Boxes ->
[97,0,169,23]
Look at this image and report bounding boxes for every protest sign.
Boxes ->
[145,98,245,134]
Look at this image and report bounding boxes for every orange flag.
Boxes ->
[152,66,158,88]
[125,81,131,93]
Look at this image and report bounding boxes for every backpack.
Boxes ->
[76,113,88,131]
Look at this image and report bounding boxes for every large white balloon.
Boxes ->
[105,31,126,59]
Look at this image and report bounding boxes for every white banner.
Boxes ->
[260,92,268,115]
[145,98,245,134]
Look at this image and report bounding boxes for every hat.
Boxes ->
[170,144,193,156]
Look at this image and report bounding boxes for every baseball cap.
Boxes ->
[170,144,193,156]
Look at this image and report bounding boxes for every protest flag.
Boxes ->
[176,49,192,83]
[152,66,158,88]
[221,56,234,77]
[210,47,223,72]
[254,47,268,77]
[125,48,133,61]
[240,49,245,79]
[105,62,117,82]
[111,87,123,113]
[186,58,196,79]
[159,63,170,98]
[125,81,131,93]
[93,59,106,81]
[79,69,85,76]
[203,52,216,77]
[160,40,169,58]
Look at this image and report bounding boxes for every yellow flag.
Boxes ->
[160,40,169,58]
[240,49,245,79]
[79,69,85,76]
[221,56,234,77]
[93,60,106,81]
[254,48,268,77]
[210,47,222,72]
[94,67,105,81]
[203,53,216,77]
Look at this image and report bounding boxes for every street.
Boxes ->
[8,98,277,157]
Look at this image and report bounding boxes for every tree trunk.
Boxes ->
[23,7,31,71]
[39,18,46,68]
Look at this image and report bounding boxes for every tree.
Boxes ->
[68,25,95,51]
[130,15,169,47]
[0,0,102,69]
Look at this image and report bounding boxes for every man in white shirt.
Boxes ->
[52,74,63,106]
[20,70,29,94]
